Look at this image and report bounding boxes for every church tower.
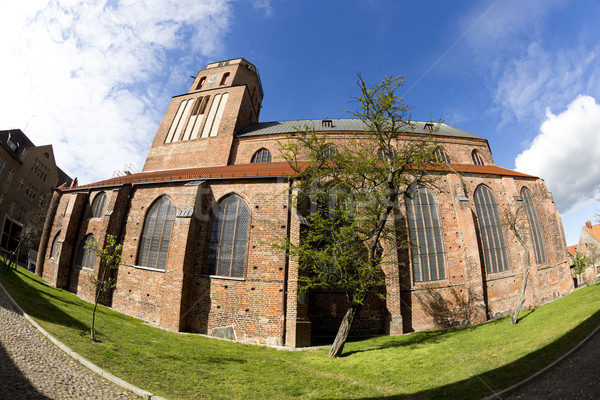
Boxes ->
[143,58,263,171]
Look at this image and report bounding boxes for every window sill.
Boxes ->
[404,280,458,292]
[200,274,245,281]
[132,265,166,273]
[485,270,515,282]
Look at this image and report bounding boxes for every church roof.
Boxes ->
[236,119,485,140]
[67,162,535,190]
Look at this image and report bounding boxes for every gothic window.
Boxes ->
[433,148,451,163]
[474,185,510,274]
[50,231,61,259]
[196,76,206,90]
[472,150,485,165]
[137,195,175,271]
[76,234,96,269]
[201,93,229,138]
[91,192,106,218]
[521,187,547,264]
[251,148,272,163]
[406,186,446,282]
[205,194,250,278]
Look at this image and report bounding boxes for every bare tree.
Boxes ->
[86,234,122,341]
[504,204,531,325]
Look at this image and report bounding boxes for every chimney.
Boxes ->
[585,220,592,229]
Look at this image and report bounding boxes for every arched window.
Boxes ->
[219,72,230,86]
[137,196,175,271]
[50,231,61,259]
[474,185,510,274]
[472,150,485,165]
[251,148,271,163]
[90,192,106,218]
[406,187,446,281]
[433,148,451,163]
[521,187,547,264]
[324,145,338,160]
[205,194,250,278]
[76,234,96,269]
[196,76,206,90]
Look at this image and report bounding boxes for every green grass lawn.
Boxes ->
[1,263,599,400]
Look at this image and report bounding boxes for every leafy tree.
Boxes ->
[573,250,591,276]
[279,74,442,357]
[21,203,48,255]
[85,234,122,341]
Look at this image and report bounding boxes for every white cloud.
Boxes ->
[515,95,600,213]
[459,0,600,132]
[0,0,233,184]
[461,0,561,55]
[495,42,599,126]
[252,0,273,17]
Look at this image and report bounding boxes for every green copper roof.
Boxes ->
[236,119,485,140]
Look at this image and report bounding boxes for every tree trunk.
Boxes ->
[329,303,363,358]
[90,262,108,341]
[511,240,531,325]
[91,301,98,341]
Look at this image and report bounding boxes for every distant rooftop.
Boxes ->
[236,119,485,140]
[0,129,36,160]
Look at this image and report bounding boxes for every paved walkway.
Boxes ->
[500,326,600,399]
[0,284,142,400]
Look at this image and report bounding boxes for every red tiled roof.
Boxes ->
[427,163,536,178]
[567,245,578,257]
[71,162,308,189]
[583,223,600,242]
[68,162,537,190]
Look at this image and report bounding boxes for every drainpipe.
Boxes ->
[280,179,292,346]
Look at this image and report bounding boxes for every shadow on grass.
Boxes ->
[0,266,89,336]
[514,308,535,324]
[340,308,600,400]
[343,324,478,357]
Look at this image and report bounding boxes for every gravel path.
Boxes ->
[0,284,142,400]
[500,327,600,400]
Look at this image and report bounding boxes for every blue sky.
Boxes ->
[1,0,599,245]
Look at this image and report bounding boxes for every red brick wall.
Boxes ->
[229,134,493,166]
[112,183,198,331]
[185,179,289,345]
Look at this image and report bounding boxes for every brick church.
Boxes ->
[37,58,573,347]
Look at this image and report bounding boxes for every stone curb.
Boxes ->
[0,281,168,400]
[481,321,600,399]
